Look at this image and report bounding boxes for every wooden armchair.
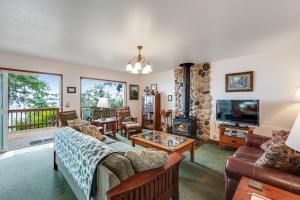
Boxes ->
[115,106,137,134]
[58,110,105,133]
[91,107,116,120]
[58,110,79,127]
[106,152,184,200]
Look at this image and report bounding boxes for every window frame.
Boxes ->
[80,76,127,117]
[0,67,63,111]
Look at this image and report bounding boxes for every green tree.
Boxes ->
[81,82,125,119]
[81,83,109,107]
[8,74,55,109]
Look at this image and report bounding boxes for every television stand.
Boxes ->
[222,122,249,129]
[218,124,254,150]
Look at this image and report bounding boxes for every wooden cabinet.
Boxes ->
[141,94,161,130]
[219,125,254,149]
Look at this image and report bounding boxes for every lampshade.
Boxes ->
[141,67,149,74]
[285,112,300,151]
[144,64,152,72]
[134,62,142,70]
[131,67,139,74]
[97,97,109,108]
[293,88,300,102]
[125,63,133,71]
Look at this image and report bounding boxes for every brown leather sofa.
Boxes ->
[225,134,300,200]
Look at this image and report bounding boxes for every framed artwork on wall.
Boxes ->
[67,87,76,93]
[151,84,157,90]
[168,95,172,101]
[129,84,139,100]
[226,71,254,92]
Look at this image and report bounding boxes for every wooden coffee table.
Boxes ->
[131,131,195,162]
[233,177,300,200]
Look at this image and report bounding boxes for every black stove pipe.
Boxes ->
[179,63,194,119]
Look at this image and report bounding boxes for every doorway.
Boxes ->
[1,69,62,151]
[0,73,8,152]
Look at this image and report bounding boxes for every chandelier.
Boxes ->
[125,46,152,74]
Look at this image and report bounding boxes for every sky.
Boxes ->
[38,74,60,94]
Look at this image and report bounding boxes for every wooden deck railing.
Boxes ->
[8,108,59,132]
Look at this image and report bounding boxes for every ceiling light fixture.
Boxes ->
[125,46,152,74]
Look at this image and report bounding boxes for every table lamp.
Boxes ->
[97,97,109,108]
[286,112,300,152]
[285,88,300,152]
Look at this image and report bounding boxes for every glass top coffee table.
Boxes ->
[131,131,195,162]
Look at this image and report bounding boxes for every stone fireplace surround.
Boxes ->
[174,63,212,140]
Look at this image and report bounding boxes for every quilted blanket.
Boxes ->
[54,127,117,200]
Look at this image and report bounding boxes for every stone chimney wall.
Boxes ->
[174,63,212,140]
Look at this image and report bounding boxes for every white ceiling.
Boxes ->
[0,0,300,72]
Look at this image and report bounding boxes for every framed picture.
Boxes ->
[129,84,139,100]
[226,71,254,92]
[67,87,76,93]
[151,84,157,90]
[168,95,172,101]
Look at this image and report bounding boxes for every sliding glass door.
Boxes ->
[0,73,8,152]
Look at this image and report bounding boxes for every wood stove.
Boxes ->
[173,63,197,139]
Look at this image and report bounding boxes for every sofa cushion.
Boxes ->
[125,150,168,172]
[103,153,135,182]
[233,146,264,163]
[78,125,104,141]
[102,136,116,145]
[108,141,137,152]
[67,119,90,130]
[260,131,289,151]
[256,132,300,173]
[123,116,132,122]
[125,123,141,128]
[122,121,134,125]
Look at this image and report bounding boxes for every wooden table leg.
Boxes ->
[126,128,129,139]
[190,143,195,162]
[54,151,58,171]
[112,122,116,138]
[132,139,135,147]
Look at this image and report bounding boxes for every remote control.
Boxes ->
[248,181,264,191]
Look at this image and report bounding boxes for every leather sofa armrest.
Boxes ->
[245,134,270,148]
[225,157,300,194]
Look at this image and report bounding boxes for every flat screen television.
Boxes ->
[216,100,259,126]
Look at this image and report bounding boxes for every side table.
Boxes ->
[91,118,117,138]
[233,177,300,200]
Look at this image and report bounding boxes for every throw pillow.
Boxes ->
[260,130,289,151]
[123,116,132,122]
[103,153,135,181]
[125,150,168,172]
[67,119,90,130]
[256,132,300,173]
[79,125,104,141]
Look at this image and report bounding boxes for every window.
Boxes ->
[6,71,62,132]
[80,78,126,120]
[8,73,61,109]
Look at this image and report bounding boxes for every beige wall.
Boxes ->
[141,49,300,140]
[140,70,175,111]
[210,49,300,139]
[0,52,141,121]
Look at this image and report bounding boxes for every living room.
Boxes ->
[1,1,300,200]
